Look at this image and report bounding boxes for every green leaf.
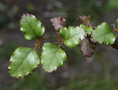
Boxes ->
[60,26,86,48]
[93,22,116,45]
[20,14,45,40]
[41,43,66,72]
[80,24,93,35]
[9,47,40,78]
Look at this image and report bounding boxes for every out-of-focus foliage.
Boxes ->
[106,0,118,11]
[27,3,36,12]
[65,76,118,90]
[11,73,118,90]
[0,42,19,59]
[11,71,51,90]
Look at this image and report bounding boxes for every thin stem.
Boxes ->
[58,42,64,48]
[34,38,43,50]
[112,24,118,33]
[43,36,56,40]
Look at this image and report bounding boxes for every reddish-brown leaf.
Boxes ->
[50,17,66,31]
[80,37,95,57]
[77,16,90,26]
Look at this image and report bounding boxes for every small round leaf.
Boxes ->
[20,14,45,40]
[41,43,67,72]
[60,26,86,48]
[93,22,116,45]
[9,47,40,78]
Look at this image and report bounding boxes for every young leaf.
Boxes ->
[92,22,116,45]
[20,14,45,40]
[60,26,86,48]
[80,24,93,35]
[50,17,66,31]
[9,47,40,78]
[41,43,66,72]
[80,38,95,57]
[78,16,90,26]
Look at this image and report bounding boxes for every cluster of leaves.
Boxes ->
[9,14,118,78]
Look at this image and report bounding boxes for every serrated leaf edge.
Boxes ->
[8,47,40,78]
[41,43,67,72]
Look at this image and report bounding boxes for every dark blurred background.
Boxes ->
[0,0,118,90]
